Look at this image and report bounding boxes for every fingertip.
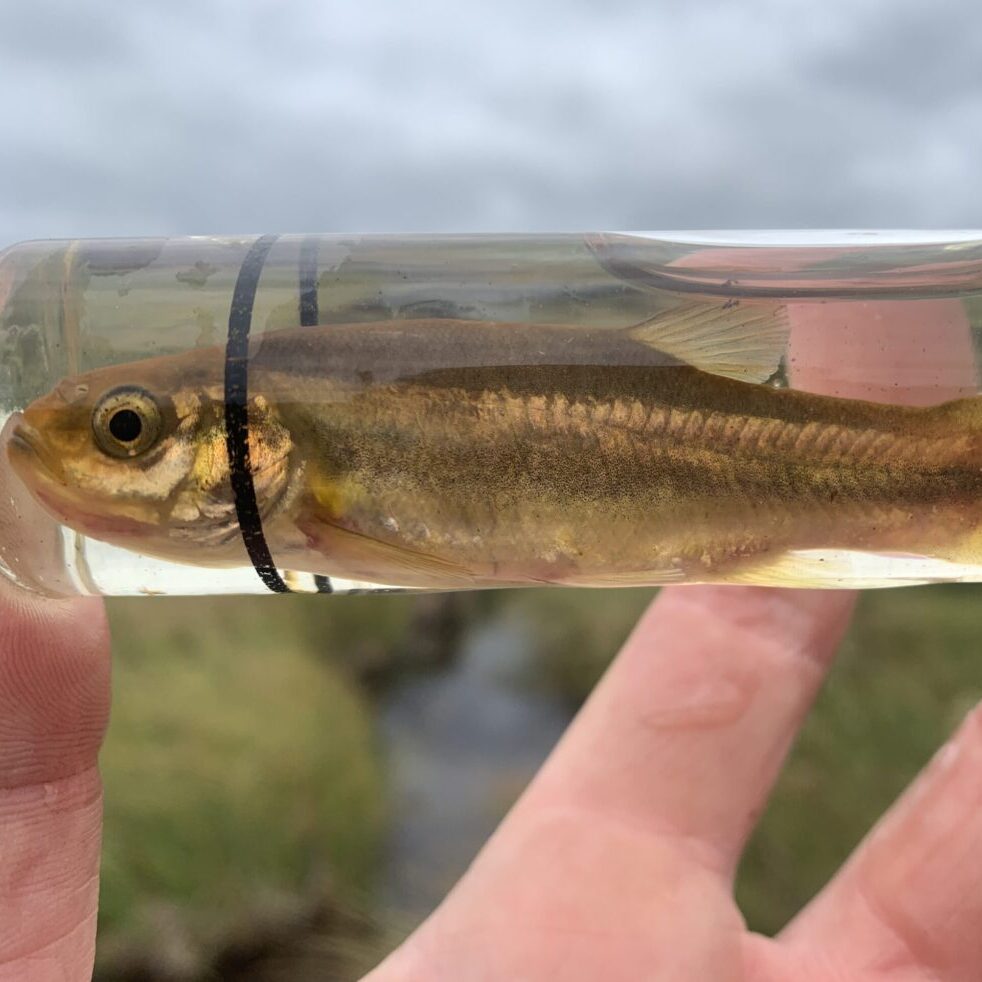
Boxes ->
[0,578,109,979]
[0,580,110,788]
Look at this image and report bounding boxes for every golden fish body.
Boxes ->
[8,309,982,590]
[258,339,982,588]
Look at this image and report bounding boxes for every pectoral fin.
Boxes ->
[555,566,687,587]
[295,512,479,589]
[629,300,789,384]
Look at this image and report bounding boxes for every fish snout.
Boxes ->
[2,411,29,455]
[10,419,41,456]
[3,412,65,483]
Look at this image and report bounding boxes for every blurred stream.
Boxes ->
[376,613,572,922]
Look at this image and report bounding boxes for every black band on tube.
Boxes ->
[299,236,320,328]
[298,236,335,595]
[224,233,292,594]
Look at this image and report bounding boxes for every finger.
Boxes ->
[0,450,111,980]
[780,704,982,980]
[511,586,856,875]
[0,580,110,982]
[767,296,980,977]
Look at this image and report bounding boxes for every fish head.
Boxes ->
[5,347,294,562]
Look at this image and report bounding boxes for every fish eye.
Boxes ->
[92,387,163,458]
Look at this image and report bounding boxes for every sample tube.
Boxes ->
[2,231,982,597]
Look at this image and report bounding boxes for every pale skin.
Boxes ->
[3,300,982,981]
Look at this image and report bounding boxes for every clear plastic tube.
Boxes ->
[2,231,982,597]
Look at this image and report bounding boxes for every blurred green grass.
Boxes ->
[96,596,399,974]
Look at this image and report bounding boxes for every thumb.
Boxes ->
[0,581,110,980]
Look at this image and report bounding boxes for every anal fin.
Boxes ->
[717,548,976,589]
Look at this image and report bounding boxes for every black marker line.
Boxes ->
[298,235,335,595]
[299,235,321,328]
[224,233,291,594]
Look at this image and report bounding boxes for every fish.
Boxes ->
[7,301,982,590]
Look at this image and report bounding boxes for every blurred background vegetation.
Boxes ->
[92,583,982,980]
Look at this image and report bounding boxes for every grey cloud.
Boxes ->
[0,2,131,65]
[804,0,982,110]
[1,0,981,244]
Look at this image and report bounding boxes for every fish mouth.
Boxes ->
[6,417,47,469]
[3,412,37,452]
[4,415,68,488]
[9,424,38,455]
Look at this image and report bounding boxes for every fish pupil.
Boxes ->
[108,408,143,443]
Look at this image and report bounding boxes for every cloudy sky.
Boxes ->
[1,0,981,242]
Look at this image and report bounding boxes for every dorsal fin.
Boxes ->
[628,300,789,383]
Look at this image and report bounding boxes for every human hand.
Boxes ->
[365,295,982,982]
[365,583,982,981]
[0,580,109,982]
